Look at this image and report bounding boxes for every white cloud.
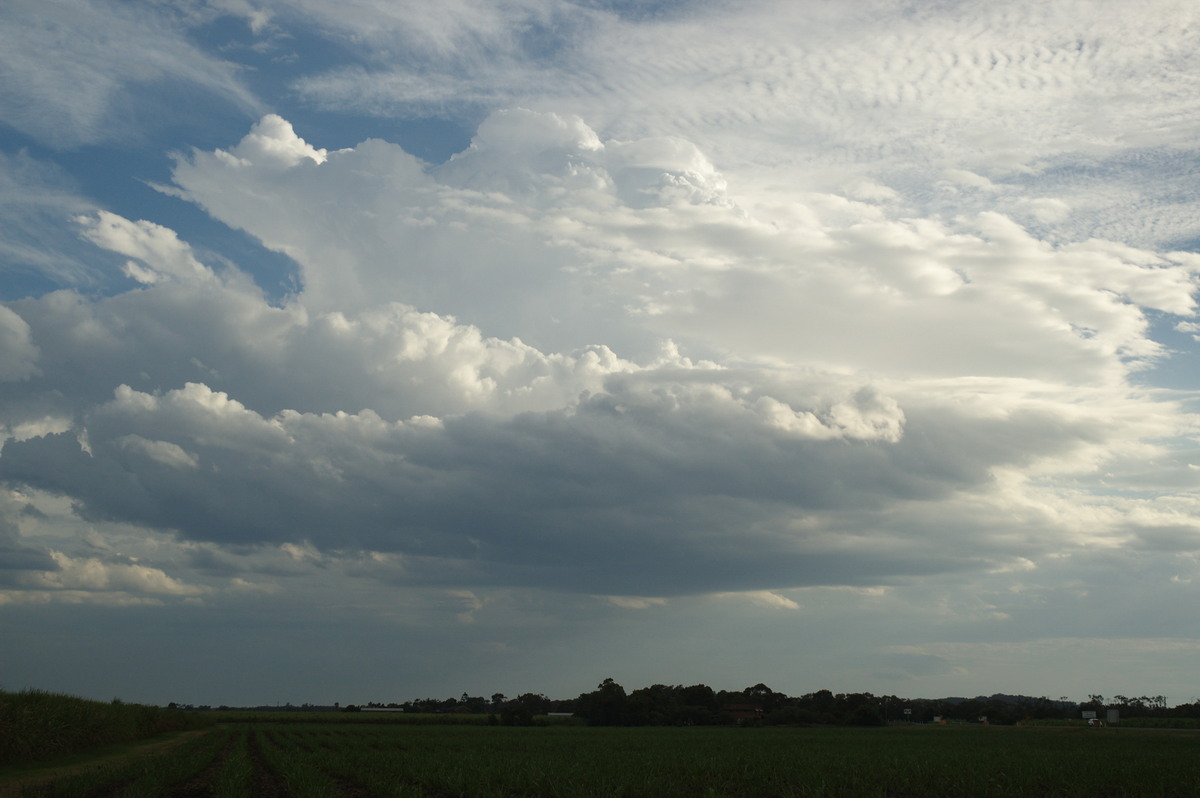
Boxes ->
[78,212,215,286]
[115,434,199,470]
[3,110,1197,609]
[167,112,1198,394]
[724,590,803,611]
[206,0,273,34]
[1176,321,1200,342]
[0,152,104,289]
[3,550,206,604]
[0,305,39,382]
[284,0,1200,253]
[0,0,259,148]
[604,595,668,610]
[286,1,1200,165]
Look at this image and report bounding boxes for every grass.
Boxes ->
[14,726,233,798]
[209,709,503,724]
[6,709,1200,796]
[0,689,211,768]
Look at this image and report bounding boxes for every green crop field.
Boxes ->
[7,719,1200,797]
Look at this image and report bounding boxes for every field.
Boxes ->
[6,719,1200,797]
[0,690,209,767]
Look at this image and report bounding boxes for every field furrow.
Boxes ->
[162,727,242,798]
[11,718,1200,797]
[246,730,294,798]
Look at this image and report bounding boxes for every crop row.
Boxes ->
[14,722,1200,797]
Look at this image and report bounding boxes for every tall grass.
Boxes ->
[0,688,209,766]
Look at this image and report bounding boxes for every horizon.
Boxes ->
[3,0,1200,708]
[12,682,1188,713]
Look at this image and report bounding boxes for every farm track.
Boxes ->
[0,728,214,798]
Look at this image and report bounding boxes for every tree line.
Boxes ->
[362,681,1200,727]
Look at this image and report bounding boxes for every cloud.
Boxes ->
[0,548,206,606]
[78,212,215,286]
[0,0,262,147]
[115,435,200,470]
[0,0,259,148]
[166,111,1198,390]
[0,152,106,291]
[3,0,1200,703]
[603,595,668,610]
[3,111,1198,608]
[0,363,1185,598]
[285,1,1200,162]
[0,510,57,575]
[266,0,596,66]
[721,590,803,611]
[0,0,1195,696]
[0,305,39,383]
[283,0,1200,255]
[35,550,205,596]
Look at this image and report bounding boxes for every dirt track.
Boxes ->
[0,728,214,798]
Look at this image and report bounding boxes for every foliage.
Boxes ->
[187,679,1200,730]
[573,678,631,726]
[0,688,210,767]
[567,680,1200,728]
[571,680,915,728]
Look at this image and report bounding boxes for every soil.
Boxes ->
[161,730,240,798]
[244,730,292,798]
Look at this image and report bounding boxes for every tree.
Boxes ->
[681,684,716,710]
[574,678,629,726]
[742,683,786,713]
[848,703,884,726]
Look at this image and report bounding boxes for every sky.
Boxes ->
[2,0,1200,709]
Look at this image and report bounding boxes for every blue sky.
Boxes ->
[3,0,1200,708]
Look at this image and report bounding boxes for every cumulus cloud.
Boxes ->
[0,306,39,383]
[79,212,215,286]
[3,110,1198,606]
[166,111,1199,390]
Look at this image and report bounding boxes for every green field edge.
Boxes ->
[6,720,1200,798]
[0,726,217,793]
